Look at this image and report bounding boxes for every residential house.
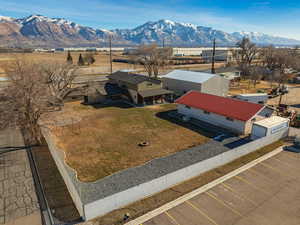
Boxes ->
[175,91,272,135]
[108,71,173,105]
[161,70,229,97]
[83,81,124,105]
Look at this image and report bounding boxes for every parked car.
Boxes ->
[283,136,300,153]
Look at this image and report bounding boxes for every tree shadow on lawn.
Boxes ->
[86,100,134,109]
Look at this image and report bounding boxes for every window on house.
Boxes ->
[226,117,234,121]
[258,101,264,104]
[204,111,210,114]
[147,83,153,86]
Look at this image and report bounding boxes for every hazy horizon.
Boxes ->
[1,0,300,40]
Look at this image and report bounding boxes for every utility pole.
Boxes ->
[109,35,113,75]
[211,38,216,74]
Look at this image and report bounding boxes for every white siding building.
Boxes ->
[251,116,290,140]
[176,91,267,135]
[162,70,229,97]
[234,93,269,104]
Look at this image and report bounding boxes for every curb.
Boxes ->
[125,147,283,225]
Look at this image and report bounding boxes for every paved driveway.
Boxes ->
[143,151,300,225]
[0,128,41,225]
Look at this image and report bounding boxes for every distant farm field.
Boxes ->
[0,52,223,76]
[0,52,139,74]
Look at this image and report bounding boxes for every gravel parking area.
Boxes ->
[144,150,300,225]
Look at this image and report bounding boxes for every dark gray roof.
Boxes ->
[88,82,123,96]
[139,88,173,98]
[109,71,161,85]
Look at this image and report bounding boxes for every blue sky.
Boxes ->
[1,0,300,39]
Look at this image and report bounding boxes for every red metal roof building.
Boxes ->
[175,91,264,121]
[175,91,267,134]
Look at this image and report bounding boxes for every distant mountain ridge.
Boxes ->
[0,15,299,48]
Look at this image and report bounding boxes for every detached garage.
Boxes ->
[251,116,290,140]
[175,91,266,135]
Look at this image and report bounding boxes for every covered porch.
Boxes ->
[138,89,174,105]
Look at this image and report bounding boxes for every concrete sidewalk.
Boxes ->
[0,128,41,225]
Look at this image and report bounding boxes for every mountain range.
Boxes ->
[0,15,300,48]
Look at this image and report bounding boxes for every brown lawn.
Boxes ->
[51,103,208,182]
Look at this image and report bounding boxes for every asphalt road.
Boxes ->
[143,150,300,225]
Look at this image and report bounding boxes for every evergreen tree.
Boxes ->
[67,51,73,64]
[77,53,85,66]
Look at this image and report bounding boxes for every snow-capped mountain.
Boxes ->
[115,19,238,46]
[231,31,300,46]
[0,15,299,48]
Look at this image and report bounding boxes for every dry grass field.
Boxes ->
[229,80,274,95]
[0,51,138,74]
[50,102,208,182]
[0,52,224,77]
[0,67,5,77]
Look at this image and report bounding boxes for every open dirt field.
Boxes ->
[0,67,5,77]
[49,102,209,182]
[0,52,223,77]
[229,80,273,95]
[0,52,137,75]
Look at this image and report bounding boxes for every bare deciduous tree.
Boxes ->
[0,59,79,145]
[41,63,79,106]
[260,46,295,85]
[133,44,172,78]
[232,37,259,77]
